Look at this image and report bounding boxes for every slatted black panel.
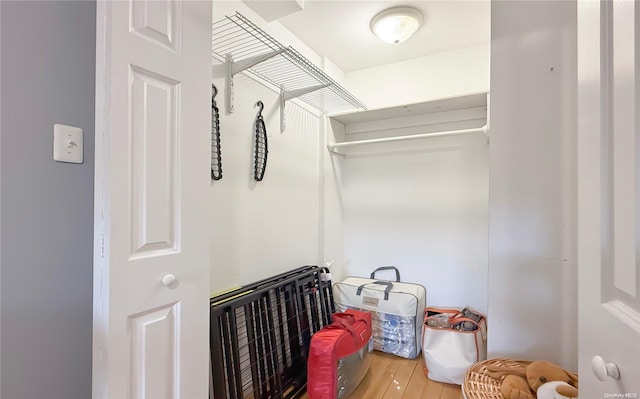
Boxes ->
[210,266,334,399]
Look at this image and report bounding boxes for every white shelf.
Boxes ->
[328,92,489,154]
[331,92,487,126]
[212,12,366,131]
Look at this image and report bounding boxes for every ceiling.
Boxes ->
[277,1,490,73]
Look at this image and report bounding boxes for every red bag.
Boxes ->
[307,309,372,399]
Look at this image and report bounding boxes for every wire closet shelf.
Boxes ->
[212,12,367,121]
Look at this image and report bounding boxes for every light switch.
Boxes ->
[53,124,83,164]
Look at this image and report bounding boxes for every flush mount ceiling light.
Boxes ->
[371,6,424,45]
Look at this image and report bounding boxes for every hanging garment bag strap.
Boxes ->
[356,280,393,300]
[369,266,401,282]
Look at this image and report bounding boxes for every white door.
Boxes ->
[578,0,640,395]
[93,1,211,398]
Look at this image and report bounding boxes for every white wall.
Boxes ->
[489,0,577,370]
[346,43,490,110]
[210,1,326,293]
[335,125,489,311]
[325,41,491,309]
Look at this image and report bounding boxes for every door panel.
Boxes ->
[130,66,179,257]
[611,0,639,301]
[129,303,179,399]
[578,0,640,395]
[130,0,180,51]
[94,1,211,398]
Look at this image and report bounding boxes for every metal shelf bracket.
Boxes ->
[225,49,286,113]
[280,84,330,132]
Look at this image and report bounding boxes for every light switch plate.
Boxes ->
[53,124,83,164]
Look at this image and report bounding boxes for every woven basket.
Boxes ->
[462,358,532,399]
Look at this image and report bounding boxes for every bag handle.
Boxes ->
[448,316,481,327]
[449,312,486,338]
[332,312,370,330]
[448,309,485,325]
[325,318,364,347]
[452,312,487,339]
[332,312,356,325]
[356,280,393,300]
[424,308,460,324]
[425,307,462,317]
[370,266,400,282]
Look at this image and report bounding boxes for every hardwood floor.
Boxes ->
[301,351,463,399]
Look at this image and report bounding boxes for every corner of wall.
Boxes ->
[322,118,346,282]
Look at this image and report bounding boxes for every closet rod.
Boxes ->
[327,125,488,153]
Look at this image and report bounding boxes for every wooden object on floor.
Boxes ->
[301,351,463,399]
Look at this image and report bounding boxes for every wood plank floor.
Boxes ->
[301,351,463,399]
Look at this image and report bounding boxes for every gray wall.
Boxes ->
[0,1,95,398]
[489,0,577,370]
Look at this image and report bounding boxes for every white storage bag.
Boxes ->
[422,307,487,385]
[333,266,426,359]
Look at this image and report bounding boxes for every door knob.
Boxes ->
[591,355,620,381]
[161,274,177,287]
